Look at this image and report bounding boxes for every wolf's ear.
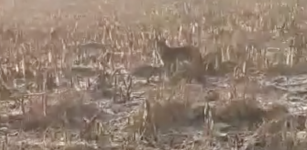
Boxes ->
[152,31,166,42]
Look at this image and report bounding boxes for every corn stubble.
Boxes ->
[1,0,307,149]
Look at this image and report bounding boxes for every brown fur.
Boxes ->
[130,65,163,83]
[155,38,205,83]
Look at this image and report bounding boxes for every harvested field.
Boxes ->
[1,0,307,149]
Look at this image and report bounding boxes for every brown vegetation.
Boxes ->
[0,0,307,149]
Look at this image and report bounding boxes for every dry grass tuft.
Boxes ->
[126,85,205,142]
[10,90,104,131]
[214,98,266,129]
